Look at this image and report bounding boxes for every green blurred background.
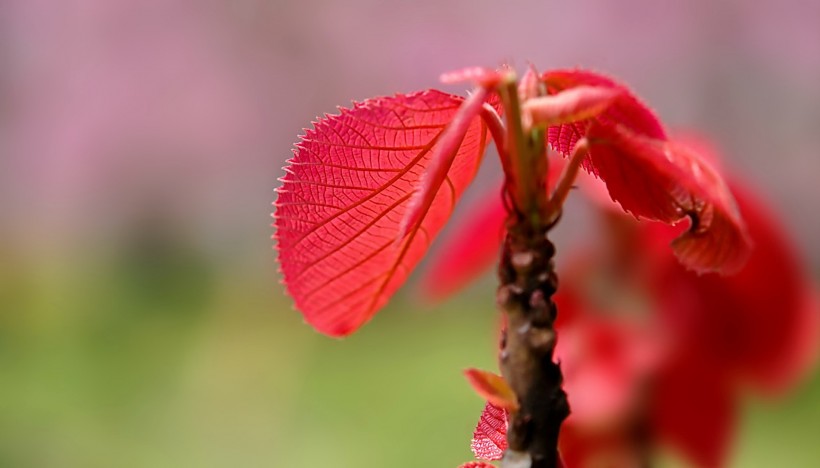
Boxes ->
[1,0,819,467]
[2,253,819,467]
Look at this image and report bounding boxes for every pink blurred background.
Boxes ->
[2,0,819,269]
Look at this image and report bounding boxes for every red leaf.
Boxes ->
[559,422,637,468]
[457,462,497,468]
[419,183,507,301]
[586,124,751,274]
[471,402,509,461]
[275,90,489,336]
[653,181,820,394]
[651,354,736,468]
[665,141,752,273]
[542,69,667,165]
[557,314,663,426]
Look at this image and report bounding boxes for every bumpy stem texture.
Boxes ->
[497,220,569,468]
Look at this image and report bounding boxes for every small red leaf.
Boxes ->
[464,369,519,411]
[523,85,622,128]
[275,90,490,336]
[471,402,509,461]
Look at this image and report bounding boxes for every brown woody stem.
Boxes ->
[497,217,569,468]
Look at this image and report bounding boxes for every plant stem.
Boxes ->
[497,220,569,468]
[495,70,569,468]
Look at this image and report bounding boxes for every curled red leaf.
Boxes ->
[653,180,820,395]
[275,90,489,336]
[586,123,751,274]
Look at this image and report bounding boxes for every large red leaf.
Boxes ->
[275,90,489,336]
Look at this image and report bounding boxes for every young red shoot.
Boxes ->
[273,64,760,468]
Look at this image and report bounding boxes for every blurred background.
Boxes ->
[1,0,819,467]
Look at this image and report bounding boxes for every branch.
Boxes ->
[497,218,569,468]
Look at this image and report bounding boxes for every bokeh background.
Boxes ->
[1,0,819,467]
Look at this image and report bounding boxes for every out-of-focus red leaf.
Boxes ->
[586,124,751,274]
[401,87,490,239]
[559,422,638,468]
[653,181,820,394]
[464,369,520,411]
[275,90,489,336]
[419,184,507,301]
[542,69,666,169]
[650,354,736,468]
[558,315,663,427]
[524,86,622,128]
[471,402,508,461]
